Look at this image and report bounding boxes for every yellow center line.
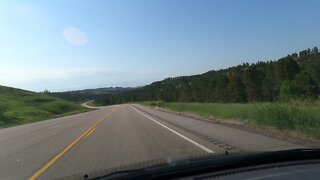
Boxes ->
[29,107,118,180]
[86,127,97,137]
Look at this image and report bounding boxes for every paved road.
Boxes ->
[0,104,304,179]
[81,101,99,109]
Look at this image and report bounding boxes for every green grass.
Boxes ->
[0,85,89,128]
[139,101,320,139]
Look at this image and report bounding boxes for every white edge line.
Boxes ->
[131,105,214,154]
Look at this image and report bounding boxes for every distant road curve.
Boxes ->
[81,100,100,109]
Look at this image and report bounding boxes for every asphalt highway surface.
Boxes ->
[0,104,304,179]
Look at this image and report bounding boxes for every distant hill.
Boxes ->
[50,87,135,103]
[0,85,87,127]
[94,47,320,105]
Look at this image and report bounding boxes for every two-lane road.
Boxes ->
[0,104,304,179]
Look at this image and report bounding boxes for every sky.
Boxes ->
[0,0,320,92]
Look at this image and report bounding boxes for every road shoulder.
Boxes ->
[141,105,320,148]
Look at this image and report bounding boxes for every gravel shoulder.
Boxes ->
[146,105,320,148]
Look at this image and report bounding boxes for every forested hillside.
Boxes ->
[95,47,320,105]
[50,87,134,103]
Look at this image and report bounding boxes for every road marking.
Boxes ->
[29,107,118,180]
[131,106,214,154]
[86,127,96,137]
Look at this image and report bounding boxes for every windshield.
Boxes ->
[0,0,320,179]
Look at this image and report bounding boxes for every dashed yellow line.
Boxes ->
[29,107,118,180]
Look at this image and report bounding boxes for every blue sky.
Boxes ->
[0,0,319,92]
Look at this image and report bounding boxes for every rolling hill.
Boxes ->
[50,87,135,103]
[0,85,88,127]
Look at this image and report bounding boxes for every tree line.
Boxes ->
[50,87,134,103]
[54,47,320,105]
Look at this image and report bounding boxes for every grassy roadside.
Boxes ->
[0,109,88,128]
[138,101,320,139]
[0,85,89,128]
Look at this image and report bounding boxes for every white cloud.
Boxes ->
[63,27,88,46]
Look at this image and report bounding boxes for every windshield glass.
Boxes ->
[0,0,320,179]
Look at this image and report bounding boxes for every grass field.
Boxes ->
[0,85,88,128]
[139,101,320,139]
